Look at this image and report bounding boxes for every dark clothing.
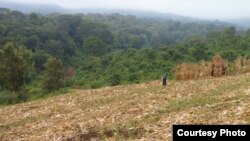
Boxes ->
[162,75,167,86]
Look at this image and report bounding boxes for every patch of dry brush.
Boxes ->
[175,54,250,80]
[234,56,250,74]
[175,54,228,80]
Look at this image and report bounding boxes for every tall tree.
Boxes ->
[43,58,64,91]
[0,42,31,91]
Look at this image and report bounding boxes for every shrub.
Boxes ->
[108,74,122,86]
[43,58,64,91]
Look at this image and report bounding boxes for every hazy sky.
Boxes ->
[3,0,250,19]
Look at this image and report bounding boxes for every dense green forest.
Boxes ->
[0,8,250,104]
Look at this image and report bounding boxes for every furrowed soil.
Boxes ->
[0,73,250,141]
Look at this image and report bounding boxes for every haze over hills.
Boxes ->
[0,1,200,21]
[1,1,249,28]
[0,1,64,14]
[227,18,250,29]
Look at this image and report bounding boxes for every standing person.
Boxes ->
[162,73,167,86]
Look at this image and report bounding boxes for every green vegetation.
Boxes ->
[0,8,250,104]
[43,58,64,92]
[0,42,31,91]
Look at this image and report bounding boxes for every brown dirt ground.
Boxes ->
[0,73,249,141]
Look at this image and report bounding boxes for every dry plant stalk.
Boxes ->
[234,57,250,74]
[234,57,242,74]
[246,59,250,72]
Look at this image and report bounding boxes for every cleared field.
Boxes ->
[0,73,250,141]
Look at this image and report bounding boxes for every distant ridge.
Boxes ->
[0,1,64,14]
[227,18,250,29]
[0,1,239,27]
[0,1,207,23]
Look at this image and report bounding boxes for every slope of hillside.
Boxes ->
[0,73,250,140]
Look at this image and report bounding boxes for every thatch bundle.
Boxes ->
[211,54,228,77]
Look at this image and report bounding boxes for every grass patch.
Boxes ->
[0,91,19,105]
[0,87,72,106]
[68,123,147,141]
[0,90,29,105]
[167,92,218,112]
[246,114,250,122]
[130,85,162,94]
[158,79,249,114]
[0,116,41,132]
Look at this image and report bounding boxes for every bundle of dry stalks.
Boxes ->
[175,54,228,80]
[199,60,213,78]
[211,54,228,77]
[234,56,250,74]
[175,63,197,80]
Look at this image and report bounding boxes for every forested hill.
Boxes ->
[0,8,250,104]
[80,13,229,48]
[0,7,228,50]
